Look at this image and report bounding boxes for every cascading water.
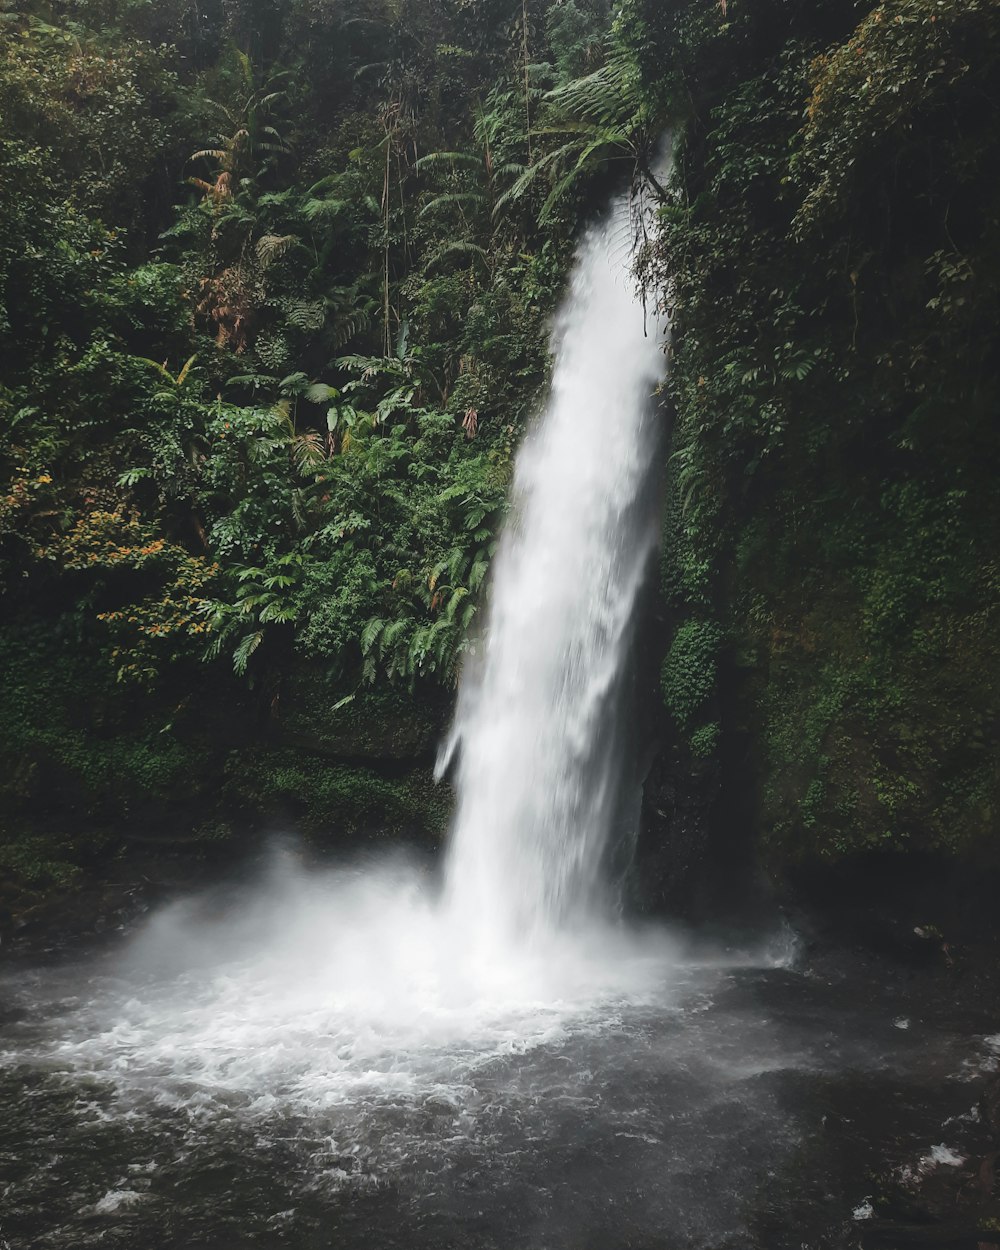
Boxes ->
[0,177,964,1250]
[441,194,665,949]
[0,186,680,1119]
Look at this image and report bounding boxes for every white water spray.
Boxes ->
[3,185,693,1136]
[442,193,665,949]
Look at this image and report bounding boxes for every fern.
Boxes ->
[258,601,297,623]
[232,631,263,676]
[418,192,486,220]
[445,587,469,622]
[360,617,385,655]
[414,151,482,172]
[423,241,490,273]
[280,298,326,332]
[333,306,373,349]
[547,51,641,128]
[468,554,490,592]
[379,616,411,658]
[302,198,349,221]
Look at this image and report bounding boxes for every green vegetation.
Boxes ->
[660,618,719,735]
[643,0,1000,872]
[0,0,631,897]
[3,0,999,908]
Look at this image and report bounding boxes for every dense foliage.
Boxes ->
[3,0,999,911]
[643,0,1000,872]
[0,0,628,898]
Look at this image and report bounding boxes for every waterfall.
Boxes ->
[15,188,678,1139]
[440,191,666,950]
[0,170,827,1250]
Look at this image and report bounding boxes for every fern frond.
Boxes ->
[333,307,373,349]
[379,617,411,658]
[134,356,172,382]
[491,142,580,216]
[414,151,482,172]
[445,587,469,622]
[418,191,486,219]
[424,240,490,273]
[303,198,349,222]
[360,617,385,654]
[176,354,198,386]
[292,430,326,472]
[255,233,297,267]
[232,630,263,676]
[468,556,489,592]
[281,298,326,331]
[547,51,641,129]
[202,100,238,126]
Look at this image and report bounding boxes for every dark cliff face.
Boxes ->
[634,0,1000,921]
[634,742,720,920]
[633,606,771,929]
[0,629,453,947]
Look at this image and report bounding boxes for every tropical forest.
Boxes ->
[1,0,1000,1247]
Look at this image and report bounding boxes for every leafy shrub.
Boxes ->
[660,619,720,730]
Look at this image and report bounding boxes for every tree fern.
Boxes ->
[232,630,263,676]
[547,50,642,129]
[445,587,469,622]
[423,240,490,274]
[492,37,665,223]
[360,617,385,655]
[418,191,487,220]
[378,616,411,658]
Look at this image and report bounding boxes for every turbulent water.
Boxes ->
[2,191,997,1250]
[2,892,997,1250]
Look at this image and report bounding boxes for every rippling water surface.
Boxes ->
[1,849,995,1250]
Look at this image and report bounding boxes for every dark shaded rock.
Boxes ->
[271,664,449,764]
[633,741,720,917]
[983,1080,1000,1136]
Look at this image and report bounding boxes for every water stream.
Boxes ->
[0,191,996,1250]
[441,190,663,950]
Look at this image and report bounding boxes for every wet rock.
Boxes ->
[982,1079,1000,1136]
[863,1219,1000,1247]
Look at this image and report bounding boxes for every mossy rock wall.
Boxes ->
[639,0,1000,901]
[0,617,453,922]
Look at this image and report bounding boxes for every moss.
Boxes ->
[275,664,446,761]
[0,835,82,891]
[0,624,212,818]
[689,721,720,759]
[751,598,1000,869]
[648,0,1000,879]
[660,619,721,730]
[225,748,452,843]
